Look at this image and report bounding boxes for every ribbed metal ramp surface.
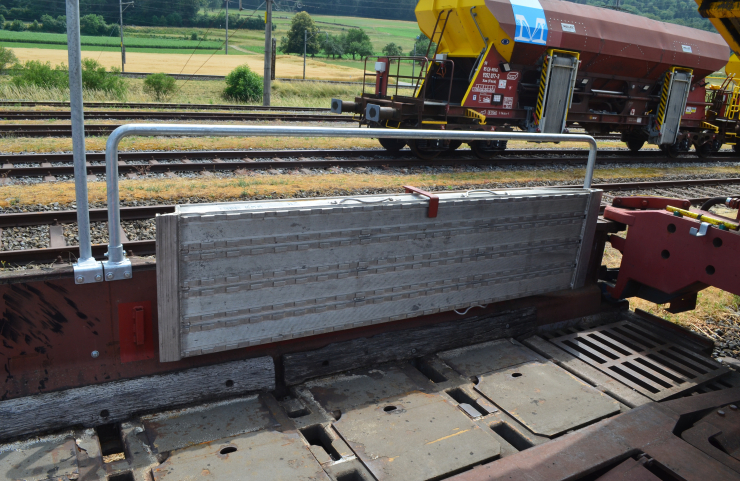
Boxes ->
[156,187,601,361]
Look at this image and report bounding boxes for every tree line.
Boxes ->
[279,12,434,60]
[0,0,715,37]
[0,0,268,31]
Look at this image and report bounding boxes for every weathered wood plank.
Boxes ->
[283,307,537,385]
[156,214,181,362]
[0,356,275,441]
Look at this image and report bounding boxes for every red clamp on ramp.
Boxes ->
[403,185,439,218]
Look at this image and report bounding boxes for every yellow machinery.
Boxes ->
[696,1,740,76]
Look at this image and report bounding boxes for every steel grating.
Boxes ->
[549,320,729,400]
[156,188,601,361]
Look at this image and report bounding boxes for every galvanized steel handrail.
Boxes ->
[76,125,598,283]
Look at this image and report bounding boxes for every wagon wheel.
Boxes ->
[660,143,680,159]
[696,139,721,159]
[625,137,645,153]
[408,139,442,160]
[378,138,406,153]
[469,140,507,160]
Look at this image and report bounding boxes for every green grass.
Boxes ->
[0,29,223,49]
[5,12,423,72]
[0,76,373,107]
[187,11,421,57]
[1,42,229,55]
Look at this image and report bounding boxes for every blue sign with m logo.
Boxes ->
[510,0,548,45]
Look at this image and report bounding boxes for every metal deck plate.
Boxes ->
[157,188,600,361]
[475,361,620,437]
[0,435,77,481]
[152,430,330,480]
[305,366,500,480]
[334,392,500,481]
[549,321,730,400]
[141,395,280,455]
[306,365,432,413]
[438,339,543,377]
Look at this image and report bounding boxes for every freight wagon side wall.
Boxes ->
[416,0,729,81]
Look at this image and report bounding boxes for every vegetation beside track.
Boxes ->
[0,77,374,106]
[0,134,644,154]
[2,164,738,208]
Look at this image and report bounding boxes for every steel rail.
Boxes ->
[4,177,740,227]
[0,100,330,111]
[1,152,732,178]
[1,147,732,165]
[3,177,739,266]
[0,111,352,121]
[76,125,597,284]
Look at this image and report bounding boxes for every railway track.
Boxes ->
[2,177,739,265]
[0,100,330,111]
[0,124,625,139]
[0,111,352,122]
[0,148,734,179]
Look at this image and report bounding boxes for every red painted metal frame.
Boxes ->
[603,204,740,302]
[0,258,603,401]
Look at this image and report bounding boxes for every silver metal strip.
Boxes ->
[67,0,102,285]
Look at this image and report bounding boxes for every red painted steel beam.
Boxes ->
[603,205,740,301]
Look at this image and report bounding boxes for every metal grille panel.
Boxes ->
[156,188,600,361]
[549,320,728,400]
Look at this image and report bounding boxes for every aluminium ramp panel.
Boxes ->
[156,188,602,362]
[540,55,579,134]
[659,70,692,145]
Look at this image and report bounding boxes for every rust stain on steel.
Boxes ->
[425,429,471,445]
[681,403,740,471]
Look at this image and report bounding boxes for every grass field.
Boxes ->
[0,30,223,49]
[8,47,367,80]
[2,12,423,77]
[0,72,372,106]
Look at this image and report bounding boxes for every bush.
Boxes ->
[81,58,126,96]
[40,14,66,34]
[0,46,17,73]
[382,42,403,57]
[190,32,198,40]
[11,60,68,89]
[166,12,182,27]
[80,14,118,36]
[5,19,25,31]
[0,15,5,26]
[223,64,263,102]
[143,72,176,101]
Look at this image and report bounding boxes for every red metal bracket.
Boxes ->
[602,207,740,309]
[118,301,154,363]
[404,185,439,218]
